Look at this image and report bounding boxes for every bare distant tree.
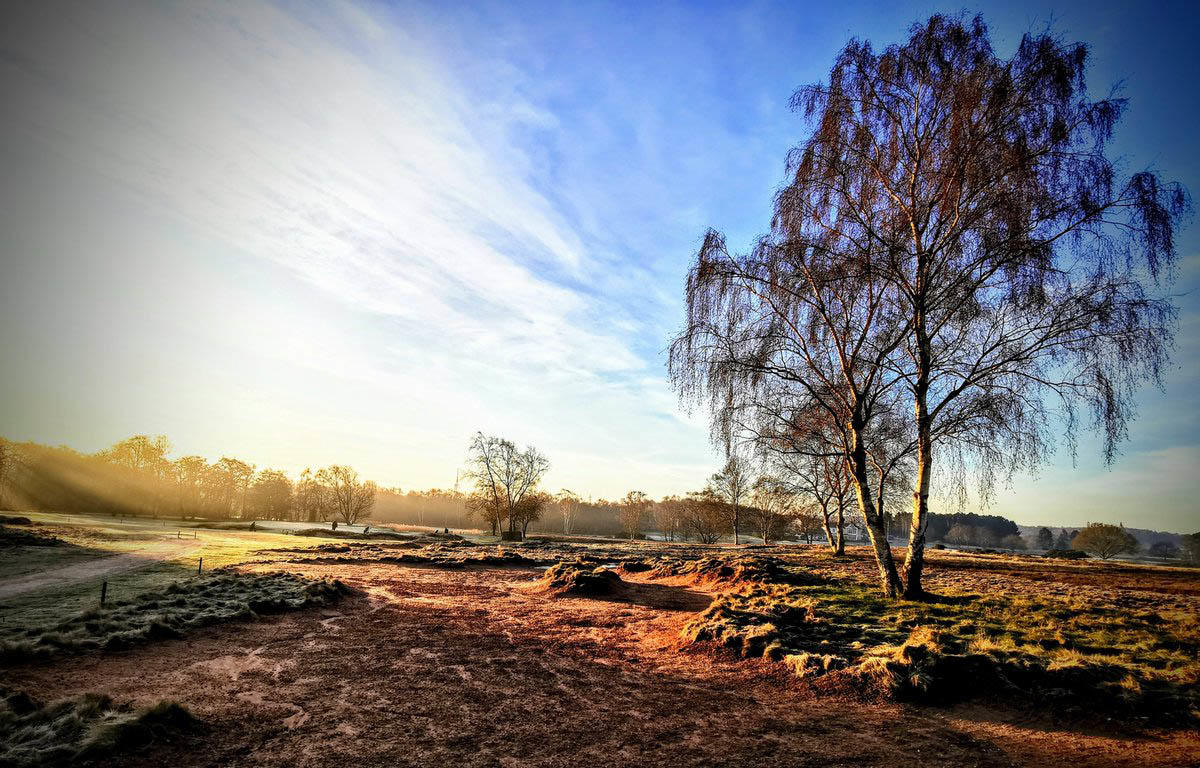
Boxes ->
[677,490,726,544]
[707,457,752,545]
[794,509,826,545]
[748,476,798,545]
[555,489,581,534]
[618,491,652,540]
[464,432,550,538]
[777,451,851,555]
[326,465,377,525]
[654,496,683,542]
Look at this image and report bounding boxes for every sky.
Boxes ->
[0,0,1197,531]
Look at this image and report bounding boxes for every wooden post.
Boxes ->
[197,558,203,575]
[100,581,107,605]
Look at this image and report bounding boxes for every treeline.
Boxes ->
[0,435,377,523]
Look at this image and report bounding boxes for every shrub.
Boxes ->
[1072,523,1138,560]
[1044,549,1088,559]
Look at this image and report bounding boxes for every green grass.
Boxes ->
[0,688,195,767]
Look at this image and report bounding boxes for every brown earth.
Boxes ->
[3,555,1197,768]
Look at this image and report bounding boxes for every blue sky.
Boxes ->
[0,0,1196,530]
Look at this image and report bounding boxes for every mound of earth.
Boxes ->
[534,563,624,597]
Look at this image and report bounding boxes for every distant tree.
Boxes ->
[708,457,752,545]
[945,524,976,547]
[1072,523,1138,560]
[1148,541,1180,560]
[464,432,550,538]
[0,438,23,510]
[294,468,334,523]
[1000,534,1027,551]
[326,465,377,525]
[250,469,293,520]
[555,489,581,535]
[654,496,684,542]
[780,452,851,555]
[465,492,503,536]
[514,490,550,537]
[213,457,254,519]
[748,476,799,545]
[1036,527,1054,550]
[618,491,652,540]
[171,456,208,518]
[794,509,825,545]
[679,490,727,544]
[1182,533,1200,565]
[1054,529,1076,550]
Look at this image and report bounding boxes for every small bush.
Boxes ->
[1044,549,1088,559]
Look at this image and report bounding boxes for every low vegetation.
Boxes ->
[0,688,195,767]
[533,563,624,597]
[675,557,1199,723]
[1,570,349,663]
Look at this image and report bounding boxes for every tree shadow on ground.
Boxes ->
[606,580,714,612]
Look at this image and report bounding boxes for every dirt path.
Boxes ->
[0,539,200,599]
[3,561,1195,767]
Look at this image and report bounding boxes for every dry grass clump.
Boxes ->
[0,571,350,664]
[645,555,804,588]
[533,563,624,598]
[0,687,195,767]
[677,576,1200,723]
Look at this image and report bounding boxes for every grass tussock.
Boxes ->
[0,571,350,665]
[0,688,195,767]
[533,564,624,598]
[675,559,1200,724]
[642,555,806,588]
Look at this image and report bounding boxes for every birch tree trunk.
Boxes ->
[849,424,904,596]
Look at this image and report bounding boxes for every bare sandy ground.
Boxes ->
[3,560,1196,768]
[0,539,199,599]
